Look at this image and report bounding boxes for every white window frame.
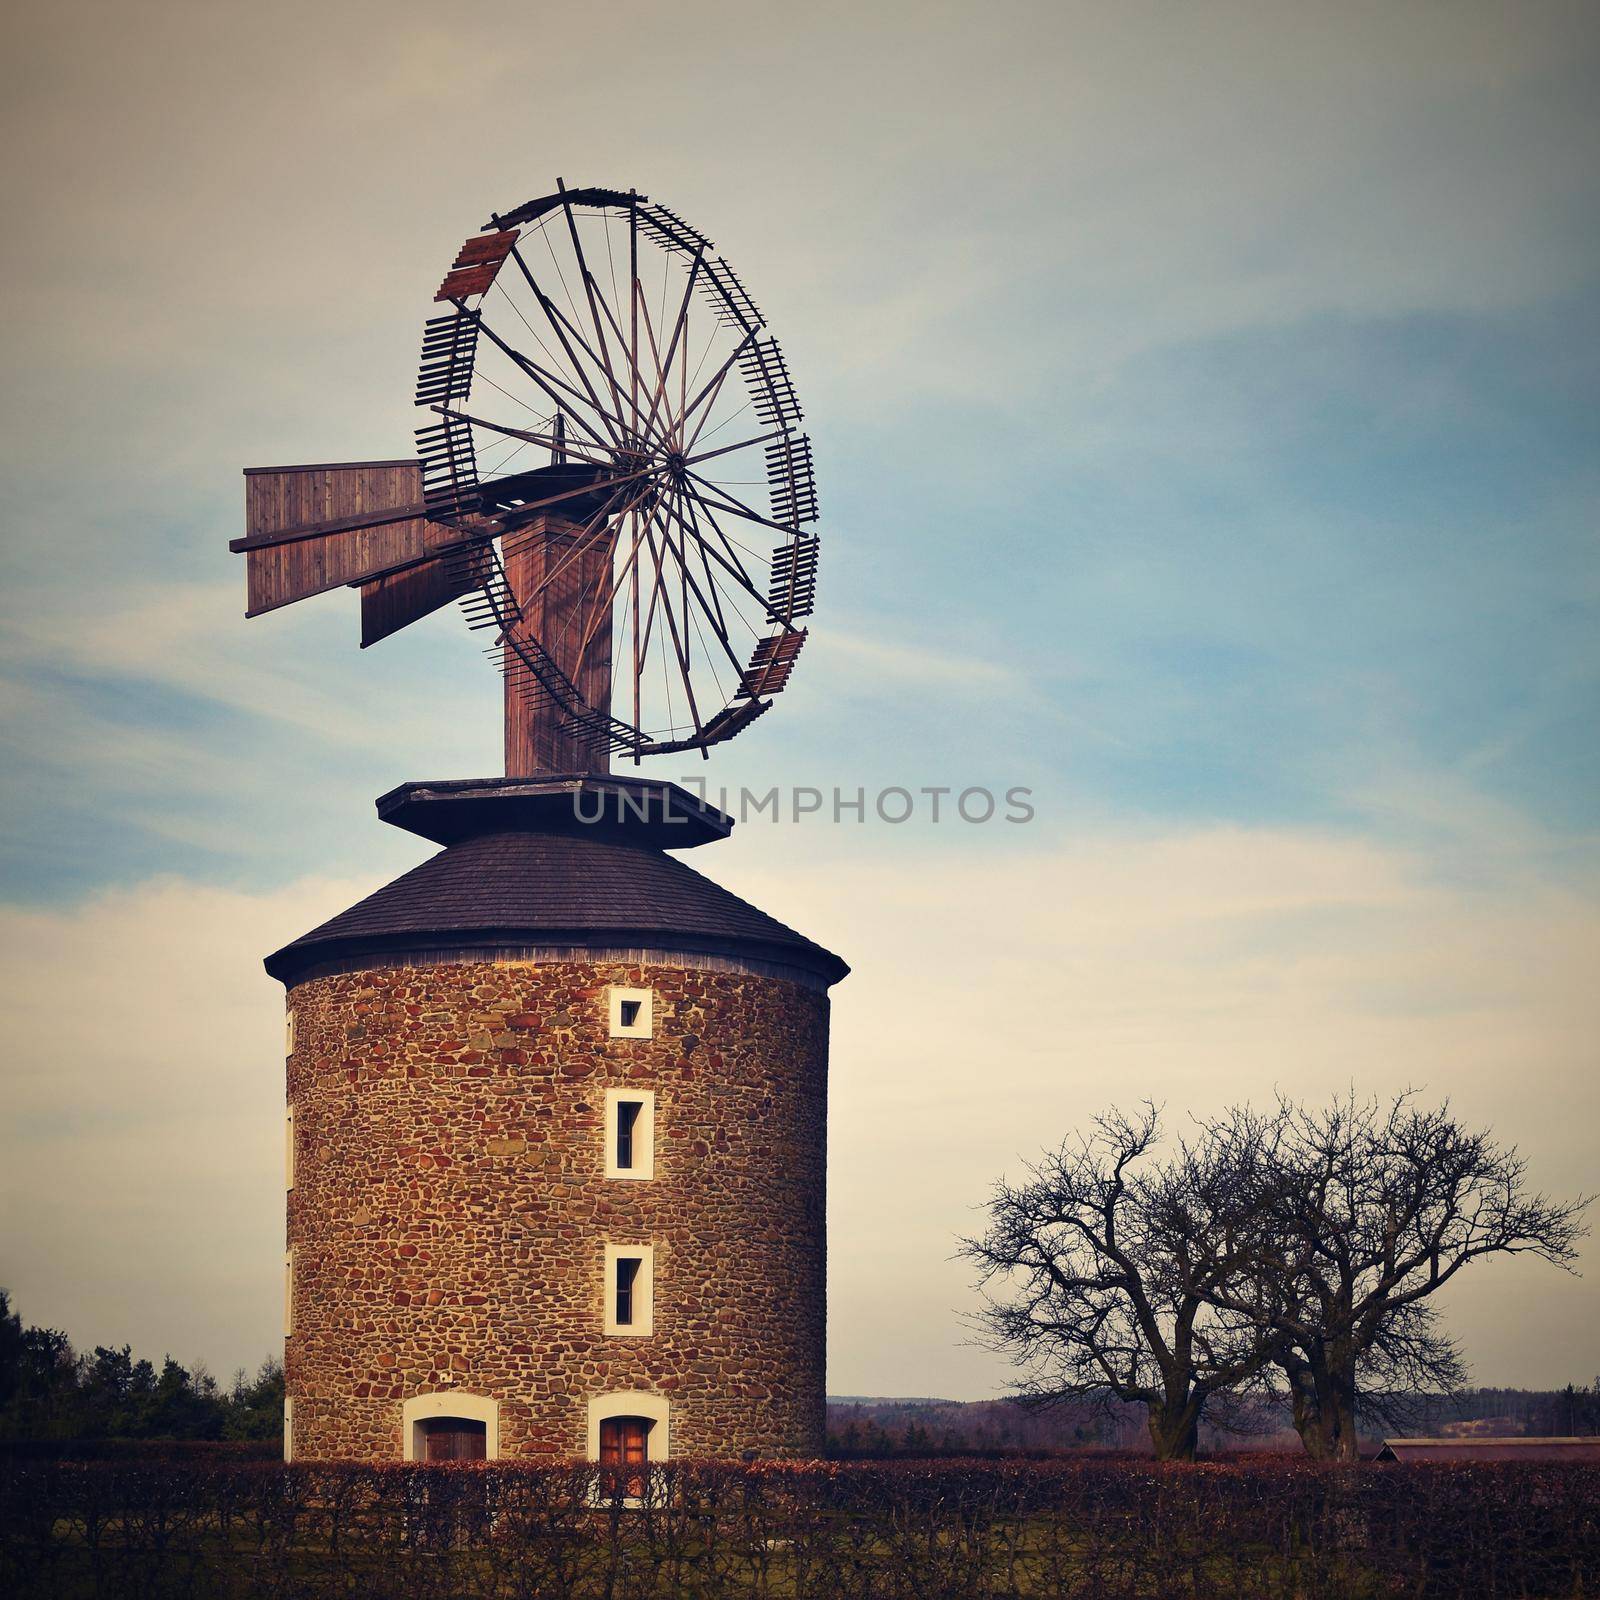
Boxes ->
[586,1390,670,1463]
[286,1007,296,1056]
[285,1104,296,1190]
[401,1391,500,1461]
[608,986,653,1039]
[284,1248,294,1337]
[605,1088,656,1180]
[283,1396,294,1462]
[604,1242,655,1337]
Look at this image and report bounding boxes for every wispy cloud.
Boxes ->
[712,814,1600,1396]
[2,811,1593,1389]
[0,0,1596,1396]
[0,873,371,1370]
[821,629,1021,694]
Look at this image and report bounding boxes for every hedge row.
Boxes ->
[3,1456,1597,1598]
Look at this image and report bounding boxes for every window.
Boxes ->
[419,1417,486,1461]
[587,1391,670,1469]
[608,987,653,1039]
[285,1104,295,1190]
[402,1392,500,1461]
[617,1101,641,1165]
[283,1396,294,1463]
[598,1415,652,1496]
[604,1088,655,1180]
[604,1243,654,1336]
[284,1249,294,1337]
[615,1257,640,1325]
[286,1008,296,1056]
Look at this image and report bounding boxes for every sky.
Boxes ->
[1,0,1598,1398]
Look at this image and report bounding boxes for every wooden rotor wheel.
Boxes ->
[419,183,817,770]
[233,181,821,777]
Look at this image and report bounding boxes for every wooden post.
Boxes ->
[503,512,618,776]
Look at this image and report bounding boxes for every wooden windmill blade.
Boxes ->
[235,460,430,615]
[359,545,488,647]
[233,460,482,645]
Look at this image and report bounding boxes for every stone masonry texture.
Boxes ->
[284,955,829,1462]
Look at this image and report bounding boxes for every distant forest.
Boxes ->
[4,1292,1593,1454]
[0,1293,281,1444]
[825,1384,1600,1458]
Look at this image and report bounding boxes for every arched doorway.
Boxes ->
[402,1391,500,1461]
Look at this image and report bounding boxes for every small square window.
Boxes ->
[608,987,653,1039]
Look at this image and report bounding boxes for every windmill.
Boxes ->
[244,185,847,1468]
[231,182,819,775]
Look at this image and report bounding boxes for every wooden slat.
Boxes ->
[242,459,416,476]
[737,629,806,697]
[487,187,637,231]
[360,548,485,647]
[241,461,439,617]
[434,263,499,302]
[230,500,429,554]
[452,229,519,268]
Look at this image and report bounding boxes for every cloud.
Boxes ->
[0,0,1596,1404]
[2,817,1593,1391]
[710,816,1600,1396]
[0,873,370,1372]
[1,579,410,750]
[821,628,1022,694]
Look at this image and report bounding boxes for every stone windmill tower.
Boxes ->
[234,185,845,1465]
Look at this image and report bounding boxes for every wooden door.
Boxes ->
[420,1417,487,1461]
[598,1415,650,1495]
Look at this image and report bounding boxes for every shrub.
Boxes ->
[1,1455,1596,1599]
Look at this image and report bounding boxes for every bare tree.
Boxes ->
[961,1106,1276,1460]
[1199,1094,1590,1460]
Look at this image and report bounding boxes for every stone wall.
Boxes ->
[283,956,829,1462]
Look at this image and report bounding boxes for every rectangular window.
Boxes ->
[604,1088,655,1180]
[286,1008,296,1056]
[604,1243,654,1336]
[614,1256,640,1326]
[283,1396,294,1463]
[608,987,653,1039]
[285,1105,295,1190]
[284,1249,295,1337]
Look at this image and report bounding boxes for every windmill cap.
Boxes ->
[376,774,732,850]
[263,776,847,989]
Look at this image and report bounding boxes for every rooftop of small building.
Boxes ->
[1375,1436,1600,1462]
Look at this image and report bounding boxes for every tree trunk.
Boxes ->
[1322,1363,1361,1461]
[1146,1395,1202,1461]
[1287,1354,1361,1460]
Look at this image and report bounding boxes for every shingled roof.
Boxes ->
[264,827,848,987]
[1375,1437,1600,1463]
